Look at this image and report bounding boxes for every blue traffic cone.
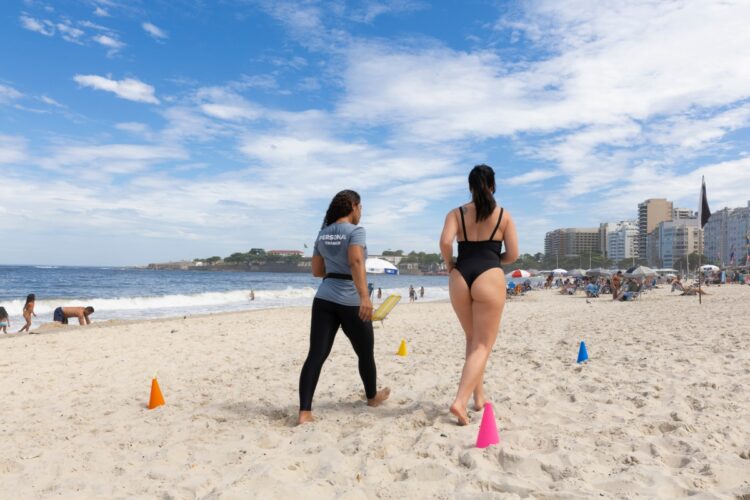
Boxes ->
[577,341,589,363]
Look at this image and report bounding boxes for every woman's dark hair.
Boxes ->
[322,190,361,228]
[468,164,497,222]
[0,307,7,319]
[85,306,95,314]
[24,294,35,306]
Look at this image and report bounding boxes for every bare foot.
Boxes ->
[297,411,314,425]
[473,398,486,412]
[450,402,470,426]
[473,389,486,411]
[367,388,391,407]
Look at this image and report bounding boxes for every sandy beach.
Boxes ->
[1,285,749,498]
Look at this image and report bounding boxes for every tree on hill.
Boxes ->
[224,252,249,264]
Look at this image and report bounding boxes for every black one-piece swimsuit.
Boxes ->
[454,206,504,289]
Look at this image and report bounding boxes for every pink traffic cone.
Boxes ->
[476,402,500,448]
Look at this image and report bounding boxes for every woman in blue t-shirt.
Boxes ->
[297,190,391,425]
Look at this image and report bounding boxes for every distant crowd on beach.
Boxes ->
[0,293,96,334]
[536,270,747,301]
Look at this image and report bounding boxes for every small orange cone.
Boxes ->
[396,339,408,356]
[148,378,165,409]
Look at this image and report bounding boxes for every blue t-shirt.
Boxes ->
[314,222,367,306]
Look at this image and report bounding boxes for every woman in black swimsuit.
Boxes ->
[439,165,519,425]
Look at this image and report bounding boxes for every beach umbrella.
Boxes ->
[552,268,567,276]
[625,266,655,277]
[527,269,540,276]
[699,264,719,272]
[510,269,531,278]
[365,258,399,275]
[586,267,612,277]
[569,268,587,277]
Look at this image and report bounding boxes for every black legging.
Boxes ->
[299,298,377,411]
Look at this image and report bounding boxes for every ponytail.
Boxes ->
[322,190,361,229]
[468,164,496,222]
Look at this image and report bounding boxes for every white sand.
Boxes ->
[1,286,749,498]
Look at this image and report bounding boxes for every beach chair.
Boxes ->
[372,294,401,326]
[585,284,600,298]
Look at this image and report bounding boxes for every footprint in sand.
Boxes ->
[0,459,23,474]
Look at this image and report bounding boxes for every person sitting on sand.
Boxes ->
[297,189,390,425]
[0,307,9,334]
[17,294,36,333]
[52,306,95,325]
[439,164,519,425]
[671,277,685,293]
[681,286,707,296]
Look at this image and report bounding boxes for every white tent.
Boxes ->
[552,268,567,276]
[365,257,399,275]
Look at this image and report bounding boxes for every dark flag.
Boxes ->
[699,176,711,228]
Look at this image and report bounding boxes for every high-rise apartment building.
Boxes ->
[544,228,600,257]
[647,218,702,269]
[606,221,639,263]
[673,207,695,220]
[638,199,673,259]
[598,223,612,257]
[704,201,750,266]
[704,208,730,264]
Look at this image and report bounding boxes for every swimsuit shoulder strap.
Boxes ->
[459,206,469,241]
[489,207,504,240]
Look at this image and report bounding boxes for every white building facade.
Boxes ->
[704,201,750,266]
[606,221,639,263]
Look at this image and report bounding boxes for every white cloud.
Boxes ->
[115,122,153,137]
[336,0,750,209]
[20,15,55,36]
[142,22,168,40]
[0,84,23,103]
[350,0,427,24]
[196,87,263,121]
[92,33,124,55]
[36,143,187,178]
[650,104,750,150]
[57,21,84,43]
[0,135,28,164]
[39,95,64,107]
[504,169,558,186]
[93,7,109,17]
[73,74,159,104]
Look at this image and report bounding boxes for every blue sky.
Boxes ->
[2,0,750,266]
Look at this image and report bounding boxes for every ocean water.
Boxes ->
[0,266,449,329]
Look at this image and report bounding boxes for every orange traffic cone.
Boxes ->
[148,378,165,409]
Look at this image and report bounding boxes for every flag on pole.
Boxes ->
[699,176,711,228]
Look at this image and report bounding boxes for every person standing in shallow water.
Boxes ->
[297,190,390,425]
[439,164,519,425]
